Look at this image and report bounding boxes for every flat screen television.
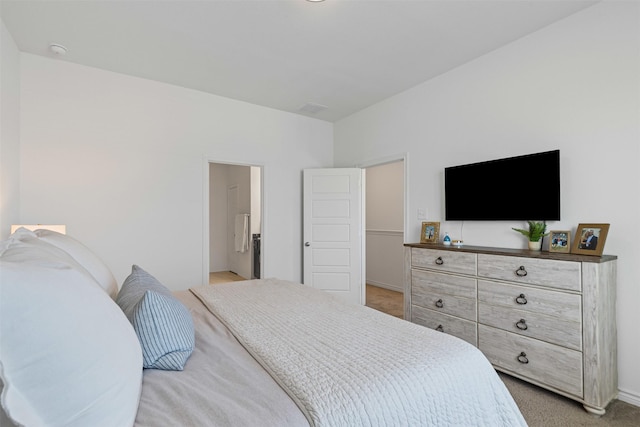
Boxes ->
[444,150,560,221]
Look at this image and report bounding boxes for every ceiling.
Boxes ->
[1,0,599,122]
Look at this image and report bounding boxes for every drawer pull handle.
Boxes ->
[515,294,528,305]
[435,257,444,265]
[435,299,444,308]
[515,266,528,277]
[516,319,528,330]
[517,352,529,364]
[435,325,444,332]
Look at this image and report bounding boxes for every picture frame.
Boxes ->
[420,221,440,244]
[571,223,610,256]
[549,230,571,253]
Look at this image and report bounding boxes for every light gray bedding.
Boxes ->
[135,282,527,427]
[133,290,308,427]
[191,279,528,427]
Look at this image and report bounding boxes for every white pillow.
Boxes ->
[0,235,143,427]
[6,228,85,265]
[34,228,119,299]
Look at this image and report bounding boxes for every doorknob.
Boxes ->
[304,242,311,247]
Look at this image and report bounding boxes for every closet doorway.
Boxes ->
[208,162,262,284]
[364,159,405,319]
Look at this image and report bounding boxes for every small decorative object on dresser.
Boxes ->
[549,230,571,253]
[571,223,610,256]
[420,221,440,244]
[511,220,549,251]
[442,232,452,245]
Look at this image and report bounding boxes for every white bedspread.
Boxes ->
[191,279,527,427]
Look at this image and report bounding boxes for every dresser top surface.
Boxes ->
[404,243,617,263]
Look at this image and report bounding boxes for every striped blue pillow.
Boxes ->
[116,265,194,370]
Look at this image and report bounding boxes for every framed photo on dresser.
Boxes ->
[571,223,610,256]
[420,222,440,244]
[549,230,571,253]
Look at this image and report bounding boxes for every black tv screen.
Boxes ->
[444,150,560,221]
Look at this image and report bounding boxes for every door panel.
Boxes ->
[312,273,351,291]
[313,200,351,217]
[313,224,350,242]
[303,168,364,305]
[313,248,350,266]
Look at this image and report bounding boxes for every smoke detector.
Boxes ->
[49,43,68,56]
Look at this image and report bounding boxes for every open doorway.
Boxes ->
[208,162,262,284]
[364,160,405,319]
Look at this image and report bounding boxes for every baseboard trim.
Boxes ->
[618,388,640,408]
[366,280,403,293]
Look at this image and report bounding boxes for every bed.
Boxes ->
[1,228,527,426]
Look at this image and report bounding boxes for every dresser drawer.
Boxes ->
[478,325,583,397]
[478,303,582,350]
[412,270,476,321]
[478,254,581,291]
[412,305,477,346]
[411,248,476,275]
[478,280,581,322]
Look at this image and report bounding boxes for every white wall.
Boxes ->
[19,53,333,289]
[209,162,228,272]
[251,166,261,234]
[366,161,404,230]
[335,1,640,405]
[0,19,21,240]
[366,161,404,292]
[1,23,22,427]
[250,166,261,278]
[226,164,252,279]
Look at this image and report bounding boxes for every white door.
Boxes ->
[303,168,364,305]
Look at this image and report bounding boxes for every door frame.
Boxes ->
[202,156,266,285]
[357,152,410,245]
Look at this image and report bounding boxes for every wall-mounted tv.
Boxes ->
[444,150,560,221]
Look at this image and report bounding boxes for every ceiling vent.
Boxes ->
[298,102,328,114]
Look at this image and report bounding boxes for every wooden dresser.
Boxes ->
[404,243,617,415]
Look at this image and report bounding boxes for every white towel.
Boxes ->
[234,214,250,253]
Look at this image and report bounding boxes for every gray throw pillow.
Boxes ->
[116,265,194,370]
